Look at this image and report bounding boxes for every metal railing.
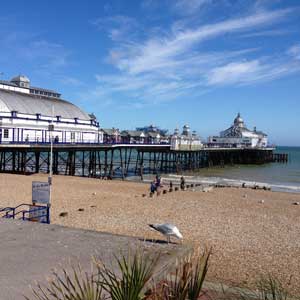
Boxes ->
[0,203,50,224]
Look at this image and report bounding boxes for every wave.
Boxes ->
[165,174,300,194]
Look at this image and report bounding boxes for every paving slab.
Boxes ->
[0,218,192,300]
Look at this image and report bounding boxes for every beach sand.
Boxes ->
[1,173,300,295]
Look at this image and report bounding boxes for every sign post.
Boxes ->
[32,181,51,223]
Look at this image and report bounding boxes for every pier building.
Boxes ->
[0,75,100,144]
[171,125,203,150]
[100,128,121,143]
[207,113,268,148]
[120,126,168,144]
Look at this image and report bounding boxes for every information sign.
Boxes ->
[32,181,50,204]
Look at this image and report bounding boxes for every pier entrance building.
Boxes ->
[0,75,101,144]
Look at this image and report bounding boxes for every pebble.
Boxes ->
[259,200,265,204]
[202,186,214,193]
[59,212,68,217]
[92,192,96,196]
[293,202,300,205]
[78,208,84,212]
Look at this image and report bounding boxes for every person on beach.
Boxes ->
[169,181,173,191]
[180,176,185,190]
[155,175,162,196]
[150,181,156,197]
[155,175,161,186]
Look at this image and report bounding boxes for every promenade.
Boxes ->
[0,218,191,300]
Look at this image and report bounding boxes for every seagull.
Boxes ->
[148,223,183,243]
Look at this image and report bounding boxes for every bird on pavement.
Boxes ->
[148,223,183,243]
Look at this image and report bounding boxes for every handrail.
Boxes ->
[22,208,48,222]
[0,207,14,212]
[1,203,49,223]
[22,206,49,223]
[0,207,15,218]
[4,203,44,210]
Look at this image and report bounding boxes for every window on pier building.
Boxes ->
[4,129,9,138]
[11,111,17,118]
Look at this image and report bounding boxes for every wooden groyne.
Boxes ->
[0,144,283,179]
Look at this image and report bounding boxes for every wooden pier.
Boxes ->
[272,153,289,163]
[0,144,285,179]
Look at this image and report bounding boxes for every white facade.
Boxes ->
[170,125,203,150]
[0,75,101,144]
[208,114,268,148]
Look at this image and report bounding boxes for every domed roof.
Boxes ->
[234,113,244,126]
[0,89,91,120]
[11,75,30,83]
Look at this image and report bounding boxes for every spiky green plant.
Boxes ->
[156,248,211,300]
[255,275,289,300]
[187,247,211,300]
[95,251,160,300]
[238,274,290,300]
[25,265,104,300]
[156,261,190,300]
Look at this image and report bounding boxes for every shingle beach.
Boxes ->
[1,173,300,295]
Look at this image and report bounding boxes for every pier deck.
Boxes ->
[0,143,282,178]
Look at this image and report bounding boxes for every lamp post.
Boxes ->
[47,106,54,223]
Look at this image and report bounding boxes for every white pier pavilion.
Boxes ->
[171,125,203,150]
[208,113,268,148]
[0,75,101,144]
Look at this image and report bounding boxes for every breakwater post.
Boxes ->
[272,153,288,163]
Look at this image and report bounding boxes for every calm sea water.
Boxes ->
[185,147,300,192]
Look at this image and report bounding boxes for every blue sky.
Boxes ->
[0,0,299,145]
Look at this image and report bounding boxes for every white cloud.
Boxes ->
[207,60,261,85]
[112,8,292,76]
[240,29,293,38]
[91,15,138,42]
[90,6,299,106]
[287,44,300,60]
[173,0,212,15]
[22,40,69,69]
[60,76,84,86]
[254,0,282,11]
[141,0,157,10]
[206,58,300,86]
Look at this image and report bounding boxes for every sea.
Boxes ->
[181,146,300,193]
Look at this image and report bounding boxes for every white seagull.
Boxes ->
[149,223,183,243]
